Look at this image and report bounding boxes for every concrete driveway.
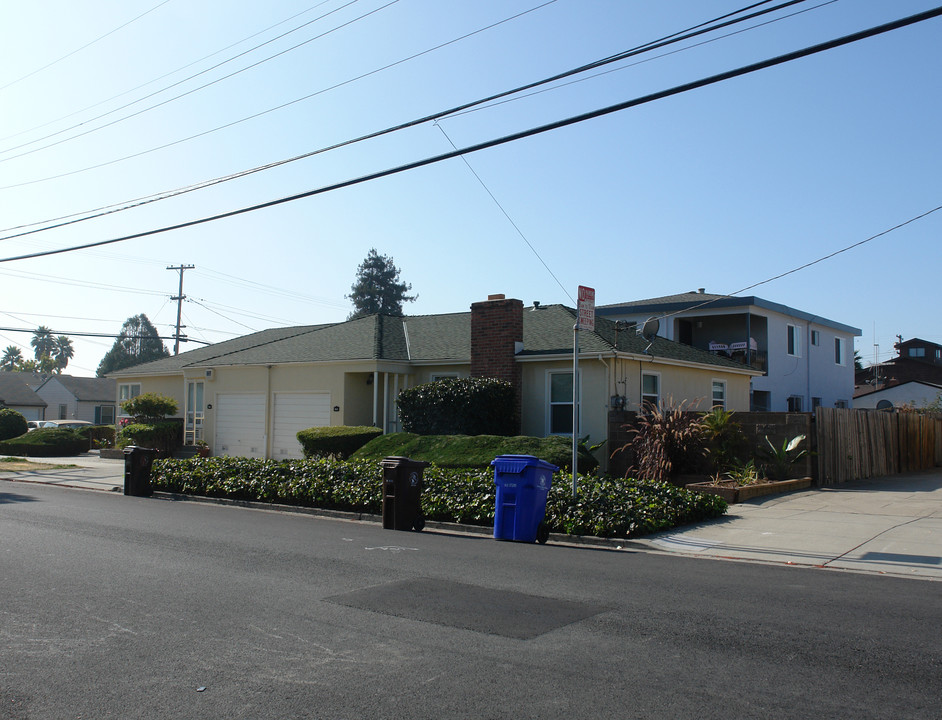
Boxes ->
[640,469,942,580]
[4,452,941,580]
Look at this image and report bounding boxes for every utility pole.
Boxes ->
[167,264,194,355]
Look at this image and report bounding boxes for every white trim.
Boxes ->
[546,369,581,436]
[711,378,727,410]
[641,371,661,410]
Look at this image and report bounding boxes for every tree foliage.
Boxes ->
[97,314,170,376]
[346,248,415,320]
[1,346,23,371]
[121,392,178,423]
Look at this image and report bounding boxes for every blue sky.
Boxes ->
[1,0,939,376]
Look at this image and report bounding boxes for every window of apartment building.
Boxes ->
[548,371,577,434]
[835,399,848,408]
[834,337,845,365]
[711,380,726,410]
[787,325,801,357]
[811,330,820,346]
[787,395,803,412]
[909,347,925,358]
[812,397,822,410]
[641,373,660,411]
[119,383,141,403]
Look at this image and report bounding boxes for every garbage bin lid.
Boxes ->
[490,454,559,474]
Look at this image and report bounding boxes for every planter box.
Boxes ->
[685,477,812,504]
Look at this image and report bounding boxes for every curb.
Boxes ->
[152,491,639,551]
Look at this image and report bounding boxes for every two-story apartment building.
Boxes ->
[598,290,861,412]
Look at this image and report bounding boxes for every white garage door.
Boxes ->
[272,393,331,459]
[215,393,266,459]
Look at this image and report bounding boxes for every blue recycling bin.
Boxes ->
[491,455,558,544]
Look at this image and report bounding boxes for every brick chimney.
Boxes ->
[470,294,523,430]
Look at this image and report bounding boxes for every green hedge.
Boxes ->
[118,421,180,453]
[0,428,89,457]
[0,409,28,441]
[296,425,384,459]
[352,432,599,472]
[150,456,726,538]
[397,378,516,436]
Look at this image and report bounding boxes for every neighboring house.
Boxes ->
[597,290,861,412]
[35,375,117,424]
[0,372,48,421]
[853,380,942,410]
[856,337,942,395]
[109,295,760,468]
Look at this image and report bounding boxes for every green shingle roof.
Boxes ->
[110,303,752,376]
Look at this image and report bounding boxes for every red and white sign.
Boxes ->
[577,285,595,331]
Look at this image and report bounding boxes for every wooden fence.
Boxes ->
[815,408,942,486]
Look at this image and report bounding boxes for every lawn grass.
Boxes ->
[352,432,598,471]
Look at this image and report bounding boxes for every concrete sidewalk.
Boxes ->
[3,453,941,580]
[0,452,125,493]
[639,469,942,580]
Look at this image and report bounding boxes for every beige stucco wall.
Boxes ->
[612,356,752,411]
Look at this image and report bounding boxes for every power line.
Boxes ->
[0,0,174,92]
[0,326,210,344]
[0,0,560,197]
[0,0,397,162]
[0,0,338,144]
[5,5,939,264]
[0,0,815,238]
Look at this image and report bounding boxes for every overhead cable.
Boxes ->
[0,0,811,237]
[3,5,939,264]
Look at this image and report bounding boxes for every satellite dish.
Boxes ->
[876,399,893,410]
[639,317,660,341]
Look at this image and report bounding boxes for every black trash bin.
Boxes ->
[380,456,429,531]
[123,446,157,497]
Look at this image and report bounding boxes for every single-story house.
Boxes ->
[109,295,762,469]
[853,380,942,410]
[0,372,48,421]
[35,375,117,424]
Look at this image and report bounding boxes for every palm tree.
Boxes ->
[1,345,23,371]
[30,326,56,360]
[54,336,74,372]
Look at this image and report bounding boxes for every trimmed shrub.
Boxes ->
[0,428,88,457]
[118,421,181,454]
[297,425,383,459]
[149,456,726,538]
[352,432,598,472]
[78,424,116,448]
[0,409,28,441]
[121,393,178,423]
[397,378,515,436]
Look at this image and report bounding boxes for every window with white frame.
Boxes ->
[641,373,660,411]
[430,373,459,382]
[98,405,116,425]
[834,337,845,365]
[786,325,801,357]
[548,371,576,434]
[119,383,141,403]
[711,380,726,410]
[811,330,820,346]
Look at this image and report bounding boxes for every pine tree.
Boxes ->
[97,314,170,376]
[346,249,416,320]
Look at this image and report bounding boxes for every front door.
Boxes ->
[184,380,205,445]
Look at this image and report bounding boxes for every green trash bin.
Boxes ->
[380,456,429,531]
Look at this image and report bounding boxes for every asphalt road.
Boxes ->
[1,480,939,719]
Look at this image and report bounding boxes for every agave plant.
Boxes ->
[760,434,808,481]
